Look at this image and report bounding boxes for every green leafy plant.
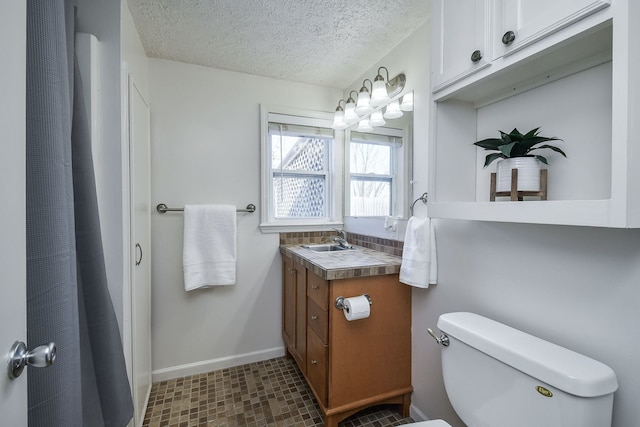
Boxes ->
[474,127,566,168]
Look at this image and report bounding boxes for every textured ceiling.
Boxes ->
[127,0,429,88]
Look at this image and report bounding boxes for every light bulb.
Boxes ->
[356,119,373,132]
[383,100,403,119]
[369,110,385,127]
[400,92,414,111]
[332,110,347,130]
[355,91,374,115]
[370,78,390,106]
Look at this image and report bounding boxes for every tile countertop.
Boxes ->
[280,244,402,281]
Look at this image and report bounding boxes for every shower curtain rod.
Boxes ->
[156,203,256,214]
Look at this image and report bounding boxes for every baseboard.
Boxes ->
[151,346,286,383]
[410,404,429,422]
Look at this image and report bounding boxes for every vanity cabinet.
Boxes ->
[281,255,412,427]
[428,0,640,228]
[282,256,306,372]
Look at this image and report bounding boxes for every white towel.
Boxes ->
[399,216,438,288]
[183,204,237,291]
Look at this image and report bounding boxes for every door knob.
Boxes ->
[7,341,56,379]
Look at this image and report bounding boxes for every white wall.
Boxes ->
[148,59,341,378]
[343,22,430,241]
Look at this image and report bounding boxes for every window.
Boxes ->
[260,106,343,232]
[346,127,407,217]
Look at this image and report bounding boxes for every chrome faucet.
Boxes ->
[332,229,352,249]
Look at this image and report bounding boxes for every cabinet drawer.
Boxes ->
[307,272,328,310]
[307,299,328,344]
[306,328,328,406]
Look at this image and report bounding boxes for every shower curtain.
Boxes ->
[25,0,133,425]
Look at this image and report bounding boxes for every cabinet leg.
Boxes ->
[401,392,411,417]
[324,414,340,427]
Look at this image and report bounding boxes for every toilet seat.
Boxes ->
[405,420,452,427]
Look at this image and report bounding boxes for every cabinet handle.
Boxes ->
[502,30,516,45]
[311,315,318,320]
[470,50,482,63]
[135,243,142,266]
[311,360,317,365]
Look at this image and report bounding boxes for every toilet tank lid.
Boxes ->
[437,312,619,397]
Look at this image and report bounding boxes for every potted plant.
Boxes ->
[474,127,566,192]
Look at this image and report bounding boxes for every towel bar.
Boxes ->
[156,203,256,214]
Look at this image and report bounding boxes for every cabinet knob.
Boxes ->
[311,360,317,365]
[502,30,516,45]
[311,285,319,290]
[311,315,318,320]
[470,50,482,63]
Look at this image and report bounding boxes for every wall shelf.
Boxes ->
[428,2,640,228]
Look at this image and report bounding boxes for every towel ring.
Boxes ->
[410,193,428,213]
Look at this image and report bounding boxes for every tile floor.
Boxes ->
[143,356,415,427]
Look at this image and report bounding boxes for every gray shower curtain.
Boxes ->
[26,0,134,425]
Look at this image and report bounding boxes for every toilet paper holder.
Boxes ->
[335,294,372,312]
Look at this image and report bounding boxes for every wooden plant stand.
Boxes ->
[490,168,547,201]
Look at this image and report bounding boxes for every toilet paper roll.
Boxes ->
[343,295,371,321]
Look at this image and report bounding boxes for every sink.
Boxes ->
[302,244,353,252]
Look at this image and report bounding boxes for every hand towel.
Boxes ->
[399,216,438,288]
[183,204,236,291]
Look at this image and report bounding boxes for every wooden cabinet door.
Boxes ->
[294,262,307,370]
[282,258,296,350]
[431,0,491,91]
[494,0,611,58]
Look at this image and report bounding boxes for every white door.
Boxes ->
[0,0,28,425]
[129,77,152,426]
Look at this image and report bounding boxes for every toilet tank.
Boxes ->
[437,312,618,427]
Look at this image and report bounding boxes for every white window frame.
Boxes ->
[345,126,410,218]
[260,105,344,233]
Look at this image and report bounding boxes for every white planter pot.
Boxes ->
[496,157,542,192]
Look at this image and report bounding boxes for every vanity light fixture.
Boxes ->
[383,99,403,119]
[344,91,360,124]
[356,118,373,132]
[400,92,414,111]
[369,110,386,127]
[355,79,374,115]
[332,100,348,130]
[330,66,406,130]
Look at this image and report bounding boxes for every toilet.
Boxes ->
[409,312,619,427]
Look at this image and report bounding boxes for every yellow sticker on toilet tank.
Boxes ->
[536,386,553,397]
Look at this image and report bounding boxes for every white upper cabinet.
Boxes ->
[428,0,640,228]
[431,0,491,92]
[494,0,611,59]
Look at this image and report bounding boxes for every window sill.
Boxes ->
[259,221,344,234]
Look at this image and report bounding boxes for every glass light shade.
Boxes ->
[355,91,374,115]
[369,110,385,127]
[332,110,348,130]
[370,79,390,106]
[356,119,373,132]
[344,100,359,124]
[383,100,403,119]
[400,92,414,111]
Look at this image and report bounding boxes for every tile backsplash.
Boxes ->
[279,231,403,257]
